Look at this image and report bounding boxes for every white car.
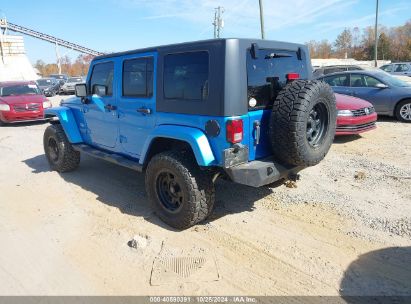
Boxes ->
[60,77,84,95]
[380,62,411,77]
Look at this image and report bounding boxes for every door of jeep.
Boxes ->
[83,61,118,148]
[117,54,156,157]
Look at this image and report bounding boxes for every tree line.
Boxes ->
[34,19,411,76]
[34,54,94,77]
[306,19,411,61]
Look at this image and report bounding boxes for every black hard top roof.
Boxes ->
[94,38,306,61]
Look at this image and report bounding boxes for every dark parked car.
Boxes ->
[36,78,60,96]
[313,65,364,78]
[49,74,68,85]
[318,70,411,122]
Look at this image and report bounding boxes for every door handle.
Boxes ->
[137,108,151,115]
[253,120,261,146]
[104,104,117,111]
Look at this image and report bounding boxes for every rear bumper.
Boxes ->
[224,157,303,188]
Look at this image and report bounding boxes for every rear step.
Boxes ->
[73,144,143,172]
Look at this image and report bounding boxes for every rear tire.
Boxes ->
[145,151,215,229]
[43,124,80,172]
[395,99,411,123]
[269,80,336,167]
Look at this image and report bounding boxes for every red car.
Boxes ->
[0,81,52,125]
[335,93,377,135]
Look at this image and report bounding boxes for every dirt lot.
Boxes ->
[0,95,410,296]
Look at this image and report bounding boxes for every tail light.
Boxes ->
[226,119,243,144]
[286,73,300,81]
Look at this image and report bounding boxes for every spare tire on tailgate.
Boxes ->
[269,80,336,167]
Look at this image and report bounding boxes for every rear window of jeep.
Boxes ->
[164,51,209,101]
[247,49,307,110]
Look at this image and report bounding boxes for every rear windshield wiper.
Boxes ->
[265,53,292,59]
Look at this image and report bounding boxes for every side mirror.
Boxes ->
[375,83,388,89]
[93,84,107,96]
[75,83,87,97]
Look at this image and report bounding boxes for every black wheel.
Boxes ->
[145,151,215,229]
[269,80,336,167]
[395,99,411,123]
[0,119,5,126]
[43,124,80,172]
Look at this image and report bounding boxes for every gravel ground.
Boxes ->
[0,95,410,296]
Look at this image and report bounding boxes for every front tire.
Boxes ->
[395,99,411,123]
[43,124,80,172]
[145,151,215,229]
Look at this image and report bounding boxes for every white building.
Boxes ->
[0,34,39,81]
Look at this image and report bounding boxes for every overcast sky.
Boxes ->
[1,0,410,64]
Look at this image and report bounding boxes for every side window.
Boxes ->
[395,64,409,72]
[323,74,349,87]
[324,67,344,75]
[350,74,366,87]
[164,51,209,101]
[89,62,114,96]
[364,76,383,87]
[122,57,153,97]
[380,65,391,72]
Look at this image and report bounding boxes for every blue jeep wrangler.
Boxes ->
[43,39,336,229]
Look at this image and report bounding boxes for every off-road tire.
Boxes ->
[395,99,411,123]
[43,124,80,172]
[269,80,336,167]
[145,151,215,229]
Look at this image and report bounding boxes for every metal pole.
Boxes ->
[374,0,379,67]
[213,9,217,39]
[216,6,223,38]
[259,0,265,39]
[55,41,61,74]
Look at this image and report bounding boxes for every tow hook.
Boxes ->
[284,174,300,188]
[288,173,300,182]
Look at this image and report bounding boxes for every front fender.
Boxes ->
[140,125,216,166]
[45,107,83,143]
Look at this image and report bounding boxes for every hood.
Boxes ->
[335,93,373,110]
[0,94,46,105]
[38,84,54,90]
[64,82,79,86]
[61,95,81,105]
